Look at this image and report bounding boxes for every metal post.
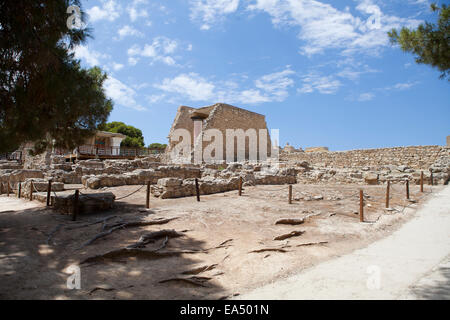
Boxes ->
[195,178,200,202]
[72,190,79,221]
[359,190,364,223]
[18,182,21,199]
[288,185,293,204]
[146,181,151,209]
[385,181,390,208]
[46,180,52,207]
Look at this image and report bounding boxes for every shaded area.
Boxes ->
[0,198,227,299]
[408,257,450,300]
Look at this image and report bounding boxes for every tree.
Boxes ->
[99,122,145,148]
[148,143,167,150]
[0,0,112,153]
[388,3,450,80]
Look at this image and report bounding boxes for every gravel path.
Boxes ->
[238,186,450,300]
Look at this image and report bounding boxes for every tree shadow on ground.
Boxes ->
[408,261,450,300]
[0,199,229,300]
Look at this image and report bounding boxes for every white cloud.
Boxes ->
[71,45,109,67]
[410,0,429,6]
[254,68,295,100]
[298,73,341,94]
[112,63,124,71]
[336,64,378,81]
[104,77,146,111]
[146,94,166,104]
[116,25,144,40]
[127,0,150,22]
[358,92,375,101]
[234,89,271,104]
[392,82,419,90]
[190,0,240,30]
[154,68,296,104]
[127,37,179,66]
[87,0,121,22]
[248,0,421,56]
[374,81,420,94]
[128,57,139,66]
[155,73,216,101]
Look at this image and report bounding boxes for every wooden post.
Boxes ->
[195,178,200,202]
[385,181,390,208]
[406,180,410,200]
[29,181,33,201]
[18,182,22,199]
[146,181,151,209]
[0,182,3,195]
[7,181,10,197]
[46,180,52,207]
[420,171,424,193]
[359,190,364,223]
[72,190,79,221]
[430,172,434,186]
[288,185,293,204]
[238,177,243,196]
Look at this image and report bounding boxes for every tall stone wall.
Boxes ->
[282,146,447,170]
[166,103,272,162]
[204,104,271,161]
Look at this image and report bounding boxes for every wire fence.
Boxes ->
[111,184,147,201]
[8,174,437,226]
[235,180,435,223]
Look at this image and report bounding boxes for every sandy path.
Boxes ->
[237,186,450,300]
[0,196,42,212]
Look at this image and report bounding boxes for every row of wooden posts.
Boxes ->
[1,180,54,207]
[1,170,435,224]
[357,171,431,223]
[236,172,431,224]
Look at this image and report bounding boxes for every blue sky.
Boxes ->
[73,0,450,151]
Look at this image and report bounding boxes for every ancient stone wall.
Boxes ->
[204,104,272,161]
[167,105,196,154]
[167,103,272,162]
[82,166,202,189]
[282,146,446,170]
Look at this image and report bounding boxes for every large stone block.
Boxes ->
[1,170,45,187]
[21,179,64,198]
[53,192,115,215]
[158,178,182,187]
[364,173,379,185]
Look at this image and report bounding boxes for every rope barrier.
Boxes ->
[114,184,146,200]
[31,181,40,193]
[77,184,147,203]
[340,192,360,200]
[258,185,291,192]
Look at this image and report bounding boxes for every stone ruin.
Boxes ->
[1,144,449,204]
[166,103,272,162]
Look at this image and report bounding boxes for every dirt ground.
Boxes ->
[0,183,440,300]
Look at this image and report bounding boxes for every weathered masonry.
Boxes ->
[166,103,273,162]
